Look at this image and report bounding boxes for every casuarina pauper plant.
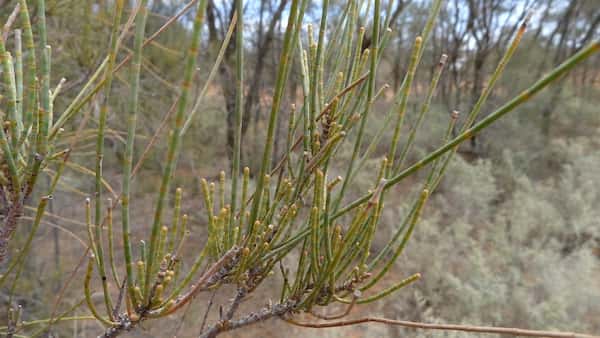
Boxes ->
[0,0,598,337]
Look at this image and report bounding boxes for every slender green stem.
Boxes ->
[168,187,182,253]
[361,189,428,291]
[0,119,20,196]
[84,256,117,326]
[145,0,209,300]
[106,199,119,285]
[3,314,93,331]
[347,273,421,304]
[333,0,381,211]
[93,0,124,319]
[49,58,108,139]
[0,144,72,286]
[17,0,36,130]
[182,12,237,135]
[386,35,422,175]
[463,12,532,131]
[228,1,244,249]
[37,0,50,154]
[122,0,149,308]
[396,54,447,171]
[309,0,330,153]
[248,0,302,232]
[0,47,20,147]
[333,41,599,221]
[14,29,23,136]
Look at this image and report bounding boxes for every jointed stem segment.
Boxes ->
[1,1,597,337]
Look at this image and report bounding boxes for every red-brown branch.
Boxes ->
[285,316,600,338]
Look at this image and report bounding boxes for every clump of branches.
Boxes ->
[0,0,598,337]
[0,0,60,263]
[0,0,126,282]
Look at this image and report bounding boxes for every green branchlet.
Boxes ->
[1,0,597,336]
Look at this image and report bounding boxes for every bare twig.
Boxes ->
[112,277,128,319]
[157,247,240,316]
[315,72,370,122]
[113,0,200,74]
[45,249,90,336]
[19,216,88,248]
[1,3,20,42]
[200,287,248,338]
[198,290,218,335]
[131,98,178,178]
[285,316,600,338]
[198,301,297,338]
[173,301,193,338]
[101,247,240,337]
[0,200,25,261]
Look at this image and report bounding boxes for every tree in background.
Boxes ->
[0,0,598,337]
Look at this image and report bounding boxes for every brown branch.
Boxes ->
[2,3,20,42]
[113,0,200,74]
[309,290,360,320]
[285,316,600,338]
[0,199,24,262]
[200,287,248,338]
[199,300,297,338]
[234,134,304,219]
[224,288,247,321]
[173,299,193,338]
[198,290,218,334]
[100,243,239,337]
[315,73,370,122]
[39,249,91,336]
[162,246,240,316]
[131,98,178,178]
[112,277,128,319]
[18,216,88,248]
[99,314,133,338]
[269,135,303,175]
[1,1,199,258]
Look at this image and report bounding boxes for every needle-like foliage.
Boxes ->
[0,1,598,337]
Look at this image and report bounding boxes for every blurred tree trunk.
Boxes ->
[387,1,410,91]
[206,0,236,163]
[245,0,288,131]
[466,0,494,151]
[539,1,579,139]
[552,6,598,136]
[207,0,287,167]
[465,0,528,152]
[436,0,469,110]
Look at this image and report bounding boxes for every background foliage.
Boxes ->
[0,0,598,336]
